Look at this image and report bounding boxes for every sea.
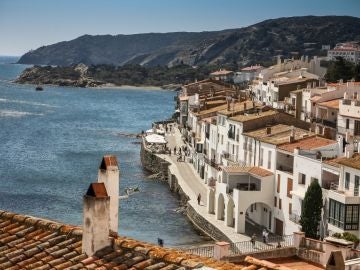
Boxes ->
[0,56,204,246]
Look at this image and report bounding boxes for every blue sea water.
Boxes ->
[0,57,203,246]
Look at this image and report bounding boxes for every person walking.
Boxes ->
[262,229,267,243]
[173,146,177,155]
[197,193,201,205]
[265,230,269,244]
[251,234,256,248]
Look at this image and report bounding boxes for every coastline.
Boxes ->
[11,80,176,91]
[94,84,170,91]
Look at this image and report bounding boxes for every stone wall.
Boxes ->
[140,142,169,180]
[186,204,231,242]
[225,247,297,263]
[141,143,230,242]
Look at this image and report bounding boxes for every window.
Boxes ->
[254,203,257,210]
[268,151,272,169]
[299,173,306,185]
[328,199,359,230]
[355,176,359,196]
[345,172,350,190]
[355,120,360,136]
[274,197,277,207]
[346,119,350,129]
[259,148,264,166]
[277,174,281,193]
[221,135,223,145]
[289,203,292,215]
[279,199,282,210]
[250,204,253,212]
[287,178,293,198]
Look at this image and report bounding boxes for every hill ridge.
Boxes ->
[18,15,360,67]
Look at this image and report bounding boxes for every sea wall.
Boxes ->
[140,141,169,180]
[186,204,231,242]
[141,141,230,242]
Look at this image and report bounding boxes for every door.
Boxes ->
[275,218,283,236]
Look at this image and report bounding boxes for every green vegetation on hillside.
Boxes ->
[15,64,223,87]
[18,16,360,67]
[325,57,360,82]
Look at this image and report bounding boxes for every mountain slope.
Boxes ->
[18,16,360,67]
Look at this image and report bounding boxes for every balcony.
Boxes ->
[328,183,360,204]
[204,157,221,170]
[342,99,352,105]
[314,118,337,129]
[289,212,301,224]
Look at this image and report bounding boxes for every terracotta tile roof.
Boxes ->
[243,124,310,145]
[86,183,109,198]
[229,110,278,123]
[0,210,288,270]
[317,99,341,110]
[210,70,234,76]
[222,166,273,177]
[99,155,118,170]
[332,154,360,170]
[218,101,259,116]
[241,65,263,71]
[311,96,322,102]
[278,136,337,153]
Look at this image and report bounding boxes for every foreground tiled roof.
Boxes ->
[0,210,290,270]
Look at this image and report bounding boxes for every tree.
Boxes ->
[300,180,323,239]
[354,63,360,82]
[325,57,355,83]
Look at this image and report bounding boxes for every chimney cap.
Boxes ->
[86,183,108,198]
[99,155,118,170]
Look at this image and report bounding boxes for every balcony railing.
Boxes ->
[204,157,221,170]
[342,99,352,105]
[289,212,301,224]
[314,118,337,129]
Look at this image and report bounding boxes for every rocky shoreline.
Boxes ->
[14,64,182,90]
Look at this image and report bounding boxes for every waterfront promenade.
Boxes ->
[157,125,251,243]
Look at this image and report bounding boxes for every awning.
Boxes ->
[145,134,167,144]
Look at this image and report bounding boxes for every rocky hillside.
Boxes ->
[18,16,360,67]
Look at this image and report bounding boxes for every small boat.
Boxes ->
[35,86,44,91]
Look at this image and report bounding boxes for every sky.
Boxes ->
[0,0,359,56]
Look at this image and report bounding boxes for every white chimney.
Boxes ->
[82,183,111,256]
[98,155,119,234]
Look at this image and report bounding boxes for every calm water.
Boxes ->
[0,57,203,246]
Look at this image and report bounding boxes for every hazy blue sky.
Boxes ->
[0,0,359,56]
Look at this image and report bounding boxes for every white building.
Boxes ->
[327,42,360,64]
[325,154,360,238]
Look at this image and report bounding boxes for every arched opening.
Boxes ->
[207,188,215,214]
[216,193,225,221]
[244,202,273,235]
[226,197,235,227]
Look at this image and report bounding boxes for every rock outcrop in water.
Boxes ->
[15,64,105,87]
